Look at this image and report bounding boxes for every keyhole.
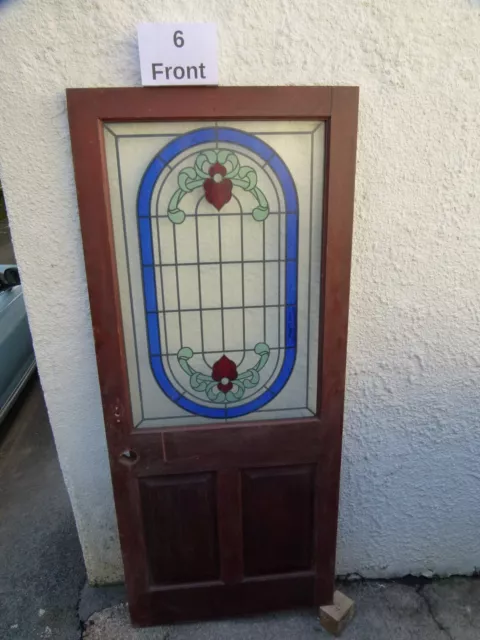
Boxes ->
[119,449,138,466]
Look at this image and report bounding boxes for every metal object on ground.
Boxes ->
[0,264,36,424]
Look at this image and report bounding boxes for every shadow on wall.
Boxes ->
[0,181,15,265]
[0,182,6,220]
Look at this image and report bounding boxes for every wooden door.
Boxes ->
[67,87,358,626]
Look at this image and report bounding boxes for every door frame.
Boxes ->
[67,86,358,622]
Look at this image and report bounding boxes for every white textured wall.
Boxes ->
[0,0,479,583]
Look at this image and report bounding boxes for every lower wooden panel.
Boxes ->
[131,572,319,626]
[132,419,324,476]
[139,473,219,585]
[242,465,315,576]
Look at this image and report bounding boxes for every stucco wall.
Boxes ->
[0,0,479,584]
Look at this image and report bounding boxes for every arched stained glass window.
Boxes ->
[104,121,324,428]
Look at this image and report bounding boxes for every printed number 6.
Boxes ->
[174,30,184,48]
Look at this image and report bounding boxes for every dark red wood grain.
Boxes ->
[217,469,244,584]
[66,86,358,626]
[242,465,315,576]
[139,473,220,585]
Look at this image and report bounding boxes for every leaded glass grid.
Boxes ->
[103,121,325,428]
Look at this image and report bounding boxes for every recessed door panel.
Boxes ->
[242,465,315,576]
[140,473,219,585]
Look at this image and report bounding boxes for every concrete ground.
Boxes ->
[1,350,479,638]
[82,579,480,640]
[0,377,86,640]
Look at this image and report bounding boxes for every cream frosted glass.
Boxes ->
[103,121,324,428]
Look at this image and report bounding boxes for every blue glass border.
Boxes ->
[137,127,299,419]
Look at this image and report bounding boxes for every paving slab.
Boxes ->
[339,581,451,639]
[423,578,480,640]
[82,605,323,640]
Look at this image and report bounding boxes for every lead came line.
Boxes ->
[154,183,197,400]
[171,224,183,348]
[247,170,284,402]
[239,203,246,365]
[156,208,170,355]
[164,346,286,357]
[218,216,225,351]
[114,129,315,141]
[160,303,291,313]
[277,207,281,371]
[115,129,314,140]
[262,151,276,168]
[263,220,266,342]
[194,201,210,368]
[156,258,288,267]
[115,137,145,421]
[305,133,314,407]
[140,406,314,424]
[151,211,286,218]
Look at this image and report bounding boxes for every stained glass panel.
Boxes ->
[104,121,324,428]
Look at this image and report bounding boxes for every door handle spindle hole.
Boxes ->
[119,449,138,466]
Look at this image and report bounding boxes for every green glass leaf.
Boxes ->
[255,343,269,353]
[252,206,269,222]
[178,167,198,191]
[190,372,208,391]
[237,166,257,190]
[168,209,186,224]
[226,385,245,401]
[217,149,231,165]
[166,146,270,225]
[195,150,217,177]
[219,151,240,178]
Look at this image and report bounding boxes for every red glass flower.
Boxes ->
[212,355,238,393]
[204,162,233,211]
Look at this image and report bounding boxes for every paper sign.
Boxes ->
[137,23,218,86]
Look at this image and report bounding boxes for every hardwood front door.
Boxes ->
[67,86,358,626]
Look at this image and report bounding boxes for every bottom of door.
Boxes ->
[121,421,339,626]
[130,571,330,626]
